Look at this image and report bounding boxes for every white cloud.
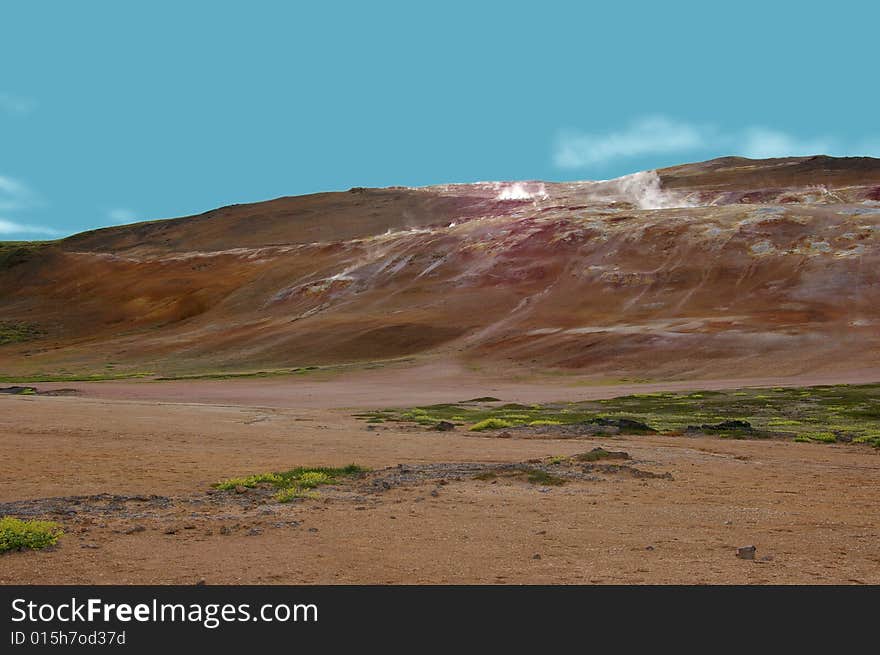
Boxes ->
[739,127,837,159]
[0,93,36,116]
[0,174,59,238]
[108,208,138,224]
[554,116,877,169]
[554,116,712,168]
[0,218,61,237]
[0,175,38,212]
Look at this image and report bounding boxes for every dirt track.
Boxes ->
[2,368,879,584]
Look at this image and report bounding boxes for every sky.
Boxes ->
[2,0,879,240]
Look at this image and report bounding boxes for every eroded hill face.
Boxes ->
[1,155,879,380]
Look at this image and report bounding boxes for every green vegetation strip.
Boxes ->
[0,372,155,383]
[0,517,63,553]
[356,384,880,447]
[0,322,44,346]
[214,465,368,502]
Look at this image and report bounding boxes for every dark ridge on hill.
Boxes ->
[58,188,500,255]
[659,155,880,190]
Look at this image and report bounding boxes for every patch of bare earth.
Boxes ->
[1,387,878,584]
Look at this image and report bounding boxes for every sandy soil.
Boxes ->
[2,368,879,584]
[19,360,880,409]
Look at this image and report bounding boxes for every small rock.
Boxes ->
[645,545,655,551]
[434,421,455,432]
[234,485,248,494]
[736,545,757,560]
[498,431,512,439]
[308,527,319,533]
[124,525,146,535]
[246,528,262,536]
[430,489,440,497]
[219,525,231,535]
[81,543,100,549]
[195,579,207,586]
[532,554,542,560]
[164,528,178,535]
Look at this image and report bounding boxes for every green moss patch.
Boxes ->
[214,464,368,502]
[357,383,880,447]
[0,517,63,553]
[0,322,43,346]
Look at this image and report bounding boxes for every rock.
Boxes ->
[736,545,757,560]
[81,543,100,549]
[124,525,146,535]
[434,421,455,432]
[0,386,38,395]
[234,485,248,494]
[532,554,542,560]
[219,525,231,536]
[163,528,178,535]
[245,528,262,536]
[688,420,754,433]
[430,489,439,497]
[498,431,512,439]
[307,527,319,533]
[587,417,656,433]
[195,579,207,586]
[645,545,655,551]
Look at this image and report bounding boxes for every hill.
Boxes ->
[2,155,879,381]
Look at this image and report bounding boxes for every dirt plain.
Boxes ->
[1,363,878,585]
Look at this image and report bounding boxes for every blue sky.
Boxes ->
[2,1,878,240]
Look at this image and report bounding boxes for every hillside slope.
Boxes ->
[1,155,879,381]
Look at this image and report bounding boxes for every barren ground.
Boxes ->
[2,364,878,584]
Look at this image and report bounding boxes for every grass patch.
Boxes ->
[524,469,566,486]
[156,366,320,381]
[575,447,630,462]
[0,517,63,553]
[357,382,880,448]
[215,464,367,501]
[0,372,154,383]
[214,472,283,491]
[274,488,318,503]
[0,241,52,271]
[797,432,837,443]
[468,418,514,432]
[0,322,43,346]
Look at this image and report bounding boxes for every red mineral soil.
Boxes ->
[1,154,879,382]
[1,155,879,585]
